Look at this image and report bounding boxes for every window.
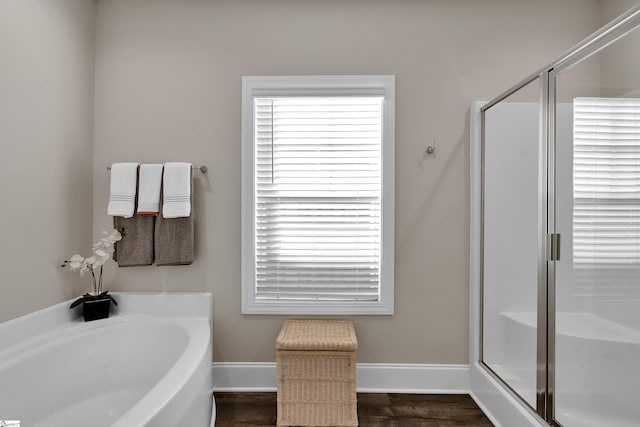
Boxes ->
[573,97,640,289]
[241,76,395,314]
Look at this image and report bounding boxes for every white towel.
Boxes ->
[107,162,139,218]
[162,162,192,218]
[136,164,164,215]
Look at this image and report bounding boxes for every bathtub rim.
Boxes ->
[0,292,212,350]
[500,311,640,344]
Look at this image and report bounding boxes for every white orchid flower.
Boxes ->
[64,229,121,295]
[68,254,84,271]
[105,229,122,243]
[79,264,89,277]
[94,249,110,266]
[90,230,121,250]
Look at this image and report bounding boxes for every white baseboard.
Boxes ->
[212,362,277,392]
[212,362,470,394]
[356,363,469,393]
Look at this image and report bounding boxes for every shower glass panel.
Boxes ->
[552,23,640,427]
[482,78,541,408]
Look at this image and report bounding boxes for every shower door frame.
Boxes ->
[479,67,549,423]
[478,4,640,426]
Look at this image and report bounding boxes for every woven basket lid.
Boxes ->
[276,320,358,351]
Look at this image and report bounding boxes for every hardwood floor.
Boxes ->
[214,392,494,426]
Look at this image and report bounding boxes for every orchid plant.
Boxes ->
[62,229,122,306]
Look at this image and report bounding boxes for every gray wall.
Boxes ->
[0,0,95,323]
[92,0,602,363]
[0,0,616,365]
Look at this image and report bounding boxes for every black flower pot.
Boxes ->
[82,297,111,322]
[70,292,117,322]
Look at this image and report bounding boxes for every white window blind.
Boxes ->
[254,96,383,302]
[573,97,640,271]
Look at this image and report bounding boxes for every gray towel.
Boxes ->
[113,216,155,266]
[154,178,194,265]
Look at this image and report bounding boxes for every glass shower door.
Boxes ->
[552,22,640,426]
[481,78,542,409]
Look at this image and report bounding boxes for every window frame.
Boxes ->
[241,75,395,315]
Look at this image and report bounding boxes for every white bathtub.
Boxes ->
[497,311,640,427]
[0,292,215,427]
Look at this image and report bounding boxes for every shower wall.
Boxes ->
[591,0,640,330]
[483,101,573,407]
[483,101,539,406]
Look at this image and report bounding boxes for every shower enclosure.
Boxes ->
[471,4,640,427]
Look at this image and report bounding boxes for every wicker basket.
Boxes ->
[276,320,358,427]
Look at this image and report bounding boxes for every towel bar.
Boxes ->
[107,165,208,173]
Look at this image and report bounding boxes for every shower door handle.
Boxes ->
[547,233,561,261]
